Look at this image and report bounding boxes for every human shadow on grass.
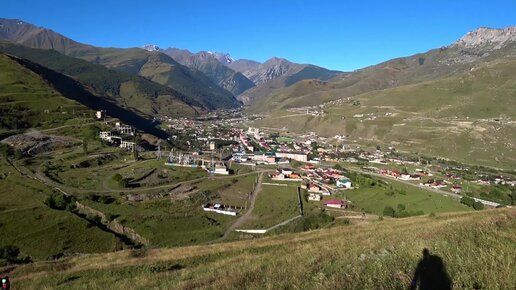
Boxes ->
[409,248,452,290]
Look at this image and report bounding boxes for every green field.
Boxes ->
[0,158,118,260]
[241,184,300,229]
[342,180,472,216]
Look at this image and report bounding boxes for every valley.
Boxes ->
[0,14,514,290]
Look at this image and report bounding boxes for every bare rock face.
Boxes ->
[453,27,516,49]
[244,57,303,86]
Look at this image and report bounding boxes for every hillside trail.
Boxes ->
[211,171,265,243]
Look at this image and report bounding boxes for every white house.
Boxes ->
[308,193,321,201]
[214,163,229,175]
[336,178,352,188]
[95,110,106,119]
[275,152,308,162]
[99,131,112,141]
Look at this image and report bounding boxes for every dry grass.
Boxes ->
[6,208,515,289]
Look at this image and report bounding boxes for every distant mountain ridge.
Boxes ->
[247,26,516,112]
[0,18,241,110]
[163,48,255,95]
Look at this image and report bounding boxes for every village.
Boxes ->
[91,108,514,220]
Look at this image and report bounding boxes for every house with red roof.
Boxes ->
[322,199,347,209]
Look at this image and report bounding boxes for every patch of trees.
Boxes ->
[0,143,13,158]
[348,171,383,188]
[112,173,128,188]
[384,189,407,196]
[300,211,334,231]
[383,204,424,218]
[460,197,484,210]
[87,194,115,204]
[479,187,513,206]
[0,245,30,264]
[44,191,76,211]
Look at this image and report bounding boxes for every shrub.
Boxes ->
[0,245,20,262]
[384,191,395,196]
[44,191,76,210]
[460,196,475,207]
[0,143,13,158]
[473,201,484,210]
[383,206,395,217]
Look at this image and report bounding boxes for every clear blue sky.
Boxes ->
[3,0,515,71]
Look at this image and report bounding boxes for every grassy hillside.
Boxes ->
[0,158,120,260]
[253,57,516,169]
[0,53,90,133]
[0,18,241,110]
[5,208,514,289]
[0,42,201,117]
[249,43,516,112]
[0,52,170,139]
[238,63,342,105]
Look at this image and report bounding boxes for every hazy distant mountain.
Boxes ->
[163,48,255,95]
[227,59,261,74]
[235,57,343,104]
[0,18,241,110]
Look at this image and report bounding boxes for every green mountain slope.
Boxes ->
[6,208,515,289]
[0,42,201,117]
[0,53,91,133]
[254,57,516,169]
[249,29,515,112]
[239,63,343,105]
[0,18,241,110]
[0,52,170,139]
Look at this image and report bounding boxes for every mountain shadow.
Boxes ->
[7,54,169,139]
[410,248,452,290]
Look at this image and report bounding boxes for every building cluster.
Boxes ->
[300,164,353,199]
[99,122,141,152]
[165,151,229,175]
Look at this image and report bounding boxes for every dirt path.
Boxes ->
[35,160,268,194]
[211,172,265,242]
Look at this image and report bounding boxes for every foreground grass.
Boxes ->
[7,208,514,289]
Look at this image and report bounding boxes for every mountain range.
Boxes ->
[0,18,346,111]
[248,26,516,112]
[0,17,514,156]
[0,18,240,111]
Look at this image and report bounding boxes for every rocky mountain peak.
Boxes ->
[209,51,234,64]
[453,27,516,49]
[141,44,160,51]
